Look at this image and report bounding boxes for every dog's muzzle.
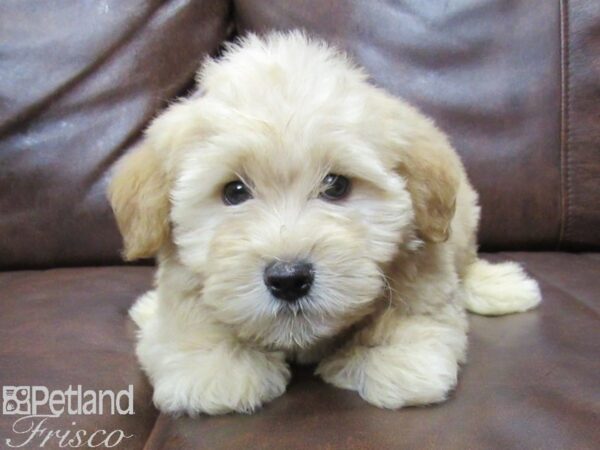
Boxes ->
[264,260,314,303]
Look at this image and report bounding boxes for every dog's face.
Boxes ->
[109,33,460,349]
[169,96,414,349]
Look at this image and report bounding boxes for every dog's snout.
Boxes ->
[264,261,314,302]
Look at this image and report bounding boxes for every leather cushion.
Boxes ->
[2,254,597,448]
[0,267,156,449]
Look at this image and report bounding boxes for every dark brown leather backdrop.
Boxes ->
[0,0,233,269]
[0,1,598,449]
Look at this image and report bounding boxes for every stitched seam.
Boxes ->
[565,0,574,247]
[558,0,572,248]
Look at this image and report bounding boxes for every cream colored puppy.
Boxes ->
[109,32,541,415]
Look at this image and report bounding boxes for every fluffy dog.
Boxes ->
[109,32,541,415]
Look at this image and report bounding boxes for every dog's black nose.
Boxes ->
[264,261,314,302]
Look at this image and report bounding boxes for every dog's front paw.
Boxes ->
[151,346,290,416]
[317,341,460,409]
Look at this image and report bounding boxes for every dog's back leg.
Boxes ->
[129,290,159,328]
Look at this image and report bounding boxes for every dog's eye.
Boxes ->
[222,180,252,205]
[321,174,351,201]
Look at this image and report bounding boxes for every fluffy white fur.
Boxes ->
[463,260,542,315]
[109,31,541,415]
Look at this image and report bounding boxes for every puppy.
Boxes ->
[109,31,541,415]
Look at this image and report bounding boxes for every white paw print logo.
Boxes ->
[3,387,31,415]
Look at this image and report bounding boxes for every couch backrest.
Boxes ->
[1,0,598,269]
[0,0,232,268]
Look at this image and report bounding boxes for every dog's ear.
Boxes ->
[109,139,170,261]
[376,93,462,243]
[108,98,203,260]
[396,133,460,243]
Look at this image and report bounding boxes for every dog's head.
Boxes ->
[109,32,461,349]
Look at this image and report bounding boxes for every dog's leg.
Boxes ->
[136,310,290,416]
[317,300,467,409]
[129,290,158,327]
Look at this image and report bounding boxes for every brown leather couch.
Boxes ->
[1,1,598,449]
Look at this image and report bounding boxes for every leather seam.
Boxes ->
[558,0,571,249]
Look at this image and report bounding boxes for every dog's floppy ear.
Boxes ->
[376,94,462,243]
[108,139,170,261]
[396,133,460,243]
[108,98,204,260]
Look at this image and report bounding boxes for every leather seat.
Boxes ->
[1,1,598,449]
[1,253,598,448]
